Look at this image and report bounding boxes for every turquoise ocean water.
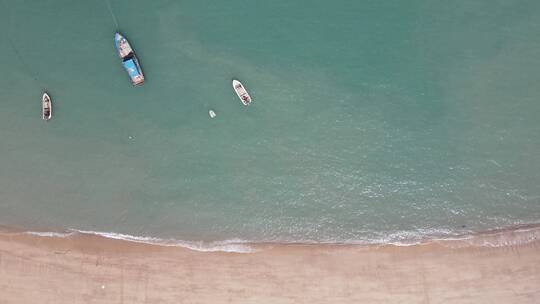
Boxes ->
[1,0,540,246]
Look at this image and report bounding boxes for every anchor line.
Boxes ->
[104,0,120,31]
[1,0,44,90]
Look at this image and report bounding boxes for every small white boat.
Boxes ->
[42,92,52,121]
[209,110,216,118]
[232,79,252,105]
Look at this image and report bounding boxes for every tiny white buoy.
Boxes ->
[209,110,216,118]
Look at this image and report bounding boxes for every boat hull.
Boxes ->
[232,80,252,105]
[114,33,144,86]
[42,93,52,121]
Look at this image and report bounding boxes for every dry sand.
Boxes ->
[1,229,540,303]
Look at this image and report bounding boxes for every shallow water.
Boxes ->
[1,0,539,243]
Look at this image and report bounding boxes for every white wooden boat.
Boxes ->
[232,79,252,105]
[42,92,52,121]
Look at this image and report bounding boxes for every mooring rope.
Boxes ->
[1,0,45,91]
[104,0,120,30]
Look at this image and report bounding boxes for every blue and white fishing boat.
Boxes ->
[114,32,144,86]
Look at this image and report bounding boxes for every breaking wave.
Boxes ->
[26,229,256,253]
[19,224,540,253]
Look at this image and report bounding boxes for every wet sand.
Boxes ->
[1,230,540,303]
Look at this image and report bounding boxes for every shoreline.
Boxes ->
[1,222,540,253]
[1,225,539,303]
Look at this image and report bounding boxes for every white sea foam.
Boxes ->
[78,230,257,253]
[24,229,256,253]
[21,224,540,252]
[459,226,540,248]
[26,231,76,238]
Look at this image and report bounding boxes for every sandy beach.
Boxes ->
[0,228,539,303]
